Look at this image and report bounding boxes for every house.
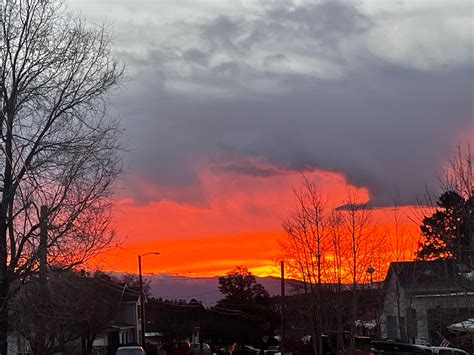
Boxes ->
[380,260,474,350]
[92,283,143,355]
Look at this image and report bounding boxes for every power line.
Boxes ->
[209,307,256,320]
[149,299,203,308]
[158,289,221,299]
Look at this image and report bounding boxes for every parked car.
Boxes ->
[116,346,146,355]
[264,346,280,355]
[371,340,433,353]
[430,347,468,355]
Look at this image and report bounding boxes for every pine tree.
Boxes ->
[417,191,474,263]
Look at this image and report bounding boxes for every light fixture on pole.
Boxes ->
[367,265,375,286]
[138,251,160,346]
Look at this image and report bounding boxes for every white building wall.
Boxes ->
[382,270,474,345]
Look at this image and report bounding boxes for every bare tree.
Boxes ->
[386,198,417,262]
[383,196,420,341]
[280,178,331,355]
[328,210,346,353]
[281,179,386,352]
[336,189,382,351]
[441,144,473,200]
[12,271,122,355]
[0,0,125,352]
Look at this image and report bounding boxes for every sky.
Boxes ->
[69,0,474,277]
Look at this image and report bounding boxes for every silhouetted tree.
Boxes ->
[338,190,382,351]
[0,0,124,351]
[217,266,270,306]
[217,267,276,345]
[146,297,203,341]
[280,178,331,355]
[280,180,383,354]
[12,271,121,355]
[417,144,474,263]
[417,191,474,262]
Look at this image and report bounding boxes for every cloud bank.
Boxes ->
[75,0,473,207]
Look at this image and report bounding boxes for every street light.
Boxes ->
[367,265,375,286]
[138,251,160,346]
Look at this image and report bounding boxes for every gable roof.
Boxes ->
[385,260,474,296]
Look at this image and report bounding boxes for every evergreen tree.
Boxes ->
[417,191,474,262]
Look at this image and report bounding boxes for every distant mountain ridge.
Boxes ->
[108,272,377,305]
[143,274,290,305]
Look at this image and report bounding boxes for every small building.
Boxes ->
[92,287,143,355]
[380,260,474,350]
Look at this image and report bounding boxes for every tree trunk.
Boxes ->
[58,335,69,355]
[0,220,8,355]
[82,333,98,355]
[0,281,8,355]
[81,336,86,354]
[315,283,322,355]
[0,97,14,355]
[307,287,318,355]
[350,285,357,352]
[31,333,48,355]
[336,280,343,353]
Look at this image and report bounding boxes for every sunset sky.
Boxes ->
[71,0,474,277]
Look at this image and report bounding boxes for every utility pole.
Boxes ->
[137,251,159,347]
[35,205,48,355]
[138,254,145,346]
[280,260,286,355]
[39,205,48,283]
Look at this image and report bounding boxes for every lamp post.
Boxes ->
[367,265,375,286]
[138,251,160,346]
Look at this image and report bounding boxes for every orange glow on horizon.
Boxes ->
[90,162,422,279]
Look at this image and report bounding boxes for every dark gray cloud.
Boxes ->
[210,158,282,178]
[77,0,474,206]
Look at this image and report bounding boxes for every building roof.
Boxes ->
[385,260,474,296]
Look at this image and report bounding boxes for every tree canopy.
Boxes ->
[417,191,474,263]
[218,266,270,306]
